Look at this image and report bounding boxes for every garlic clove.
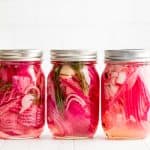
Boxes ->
[116,72,126,84]
[20,94,34,113]
[60,65,75,77]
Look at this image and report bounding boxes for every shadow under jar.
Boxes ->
[0,50,45,139]
[47,50,99,139]
[101,49,150,139]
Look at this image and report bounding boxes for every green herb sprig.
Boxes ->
[71,62,89,95]
[53,66,65,111]
[53,62,89,112]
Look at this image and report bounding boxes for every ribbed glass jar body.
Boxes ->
[102,49,150,139]
[47,61,99,139]
[0,61,45,139]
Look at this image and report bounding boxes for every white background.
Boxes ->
[0,0,150,150]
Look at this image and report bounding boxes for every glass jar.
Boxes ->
[47,50,99,139]
[101,49,150,139]
[0,50,45,139]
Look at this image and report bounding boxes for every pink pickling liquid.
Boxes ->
[47,63,99,139]
[0,61,45,139]
[101,63,150,139]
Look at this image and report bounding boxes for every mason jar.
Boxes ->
[47,50,99,139]
[101,49,150,139]
[0,50,45,139]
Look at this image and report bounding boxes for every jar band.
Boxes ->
[105,49,150,62]
[0,49,42,61]
[51,49,97,62]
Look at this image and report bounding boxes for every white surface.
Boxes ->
[0,0,150,149]
[0,134,150,150]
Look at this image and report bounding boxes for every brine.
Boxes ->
[0,61,45,139]
[47,62,99,139]
[102,62,150,139]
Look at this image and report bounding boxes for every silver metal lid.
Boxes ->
[105,49,150,62]
[0,49,42,61]
[51,49,97,62]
